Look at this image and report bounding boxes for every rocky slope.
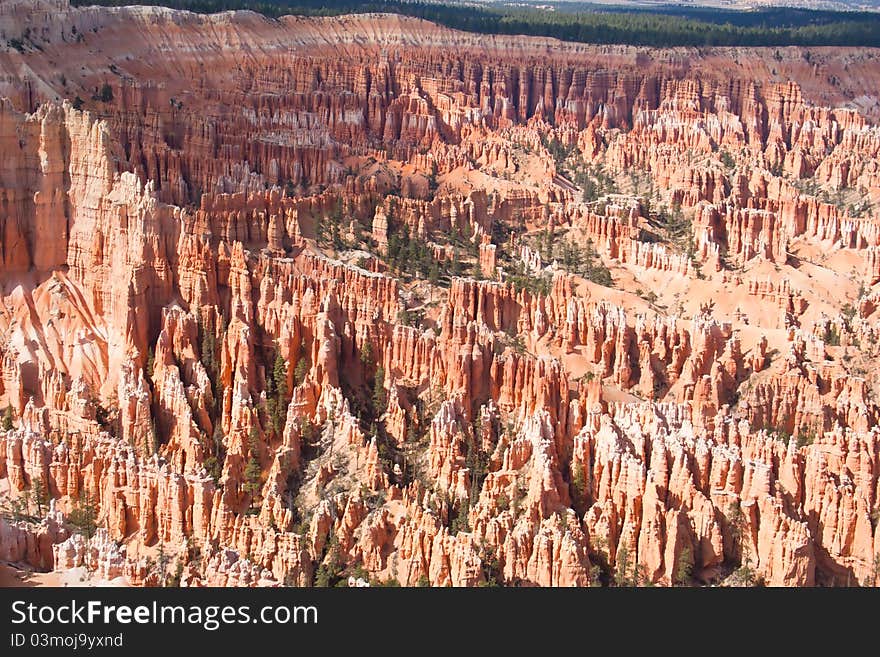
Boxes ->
[0,0,879,587]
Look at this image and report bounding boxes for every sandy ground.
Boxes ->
[0,562,61,587]
[0,562,127,587]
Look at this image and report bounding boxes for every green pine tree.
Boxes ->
[570,463,587,516]
[674,546,694,586]
[2,406,13,431]
[68,491,98,539]
[31,477,49,517]
[243,426,262,510]
[372,365,387,416]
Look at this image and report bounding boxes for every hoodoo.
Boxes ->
[0,0,879,588]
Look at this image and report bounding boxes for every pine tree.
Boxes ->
[31,477,49,517]
[155,542,170,587]
[465,432,486,503]
[167,558,184,588]
[273,350,288,403]
[145,346,155,379]
[98,81,113,103]
[268,348,289,432]
[293,352,309,386]
[204,422,225,484]
[449,498,470,534]
[450,247,462,276]
[387,233,401,271]
[428,259,440,285]
[674,546,694,586]
[199,314,216,377]
[372,365,387,416]
[539,227,554,261]
[212,422,224,456]
[570,463,587,516]
[315,213,329,247]
[359,341,375,372]
[243,426,262,510]
[314,537,344,588]
[614,545,633,587]
[2,406,13,431]
[68,491,98,539]
[728,500,757,586]
[479,549,501,587]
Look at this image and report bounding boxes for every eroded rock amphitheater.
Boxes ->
[1,0,879,587]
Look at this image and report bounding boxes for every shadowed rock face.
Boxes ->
[0,0,879,588]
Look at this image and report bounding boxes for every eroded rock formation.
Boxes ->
[0,0,879,588]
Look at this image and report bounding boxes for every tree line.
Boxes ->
[72,0,880,48]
